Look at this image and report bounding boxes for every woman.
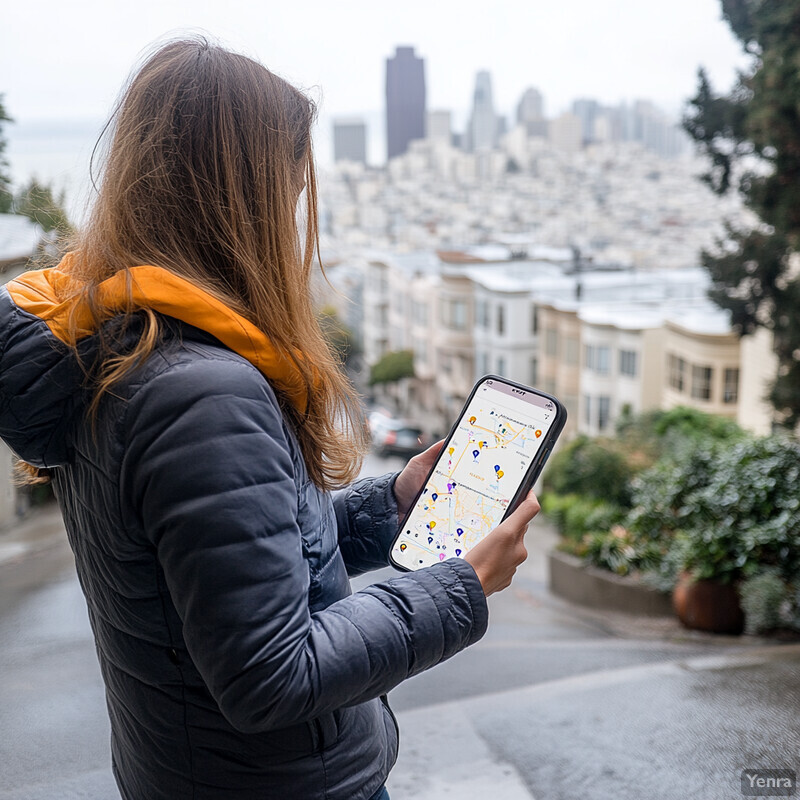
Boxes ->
[0,39,539,799]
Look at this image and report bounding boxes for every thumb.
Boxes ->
[501,491,541,532]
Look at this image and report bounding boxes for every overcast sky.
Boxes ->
[4,0,750,125]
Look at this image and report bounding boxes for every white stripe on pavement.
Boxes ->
[387,703,536,800]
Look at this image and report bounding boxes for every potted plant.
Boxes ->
[665,436,800,634]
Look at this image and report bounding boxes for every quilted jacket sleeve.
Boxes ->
[120,357,488,734]
[332,474,402,576]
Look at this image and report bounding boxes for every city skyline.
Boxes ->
[331,65,690,165]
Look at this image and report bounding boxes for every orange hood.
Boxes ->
[6,254,309,413]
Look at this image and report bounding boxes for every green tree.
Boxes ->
[13,178,72,234]
[683,1,800,427]
[0,95,13,213]
[368,349,414,386]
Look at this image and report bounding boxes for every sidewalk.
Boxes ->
[2,505,797,799]
[387,642,800,800]
[0,503,67,567]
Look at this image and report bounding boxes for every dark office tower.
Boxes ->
[385,46,426,161]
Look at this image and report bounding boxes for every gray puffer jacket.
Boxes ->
[0,278,489,800]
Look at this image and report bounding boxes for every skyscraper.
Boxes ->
[467,70,497,152]
[385,46,426,161]
[516,87,547,138]
[571,99,600,144]
[517,87,544,125]
[333,118,367,164]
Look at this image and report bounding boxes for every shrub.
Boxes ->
[540,492,577,533]
[541,493,625,542]
[740,573,787,635]
[544,436,634,507]
[628,434,800,585]
[680,436,800,583]
[626,437,721,542]
[651,406,744,443]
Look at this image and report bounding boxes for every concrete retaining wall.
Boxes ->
[548,549,674,617]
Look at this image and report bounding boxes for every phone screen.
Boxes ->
[390,377,560,571]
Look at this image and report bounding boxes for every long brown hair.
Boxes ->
[61,37,367,489]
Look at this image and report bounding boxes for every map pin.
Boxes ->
[399,543,407,551]
[469,416,476,425]
[448,447,454,455]
[431,493,438,501]
[439,553,445,560]
[535,429,542,438]
[428,536,434,544]
[472,449,479,458]
[429,521,436,529]
[494,465,500,473]
[456,528,463,536]
[455,548,462,556]
[497,470,504,478]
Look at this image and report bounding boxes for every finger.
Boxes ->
[503,491,541,527]
[426,439,446,456]
[414,438,445,464]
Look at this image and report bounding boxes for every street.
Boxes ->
[0,452,798,799]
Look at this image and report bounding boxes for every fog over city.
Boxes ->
[4,1,748,119]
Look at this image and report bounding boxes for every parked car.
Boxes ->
[368,411,428,458]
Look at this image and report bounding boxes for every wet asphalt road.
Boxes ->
[0,452,798,799]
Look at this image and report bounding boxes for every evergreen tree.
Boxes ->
[13,178,72,234]
[684,1,800,427]
[0,96,12,213]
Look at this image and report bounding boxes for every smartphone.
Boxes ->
[389,375,567,572]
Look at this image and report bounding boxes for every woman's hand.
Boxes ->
[392,439,444,523]
[464,491,540,597]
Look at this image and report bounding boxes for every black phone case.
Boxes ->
[389,374,568,572]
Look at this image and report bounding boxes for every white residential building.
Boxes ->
[470,268,545,387]
[362,259,392,366]
[350,247,776,443]
[578,305,667,437]
[662,307,744,420]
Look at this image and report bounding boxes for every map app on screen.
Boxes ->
[390,379,557,571]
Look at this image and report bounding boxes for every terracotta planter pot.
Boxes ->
[672,573,744,635]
